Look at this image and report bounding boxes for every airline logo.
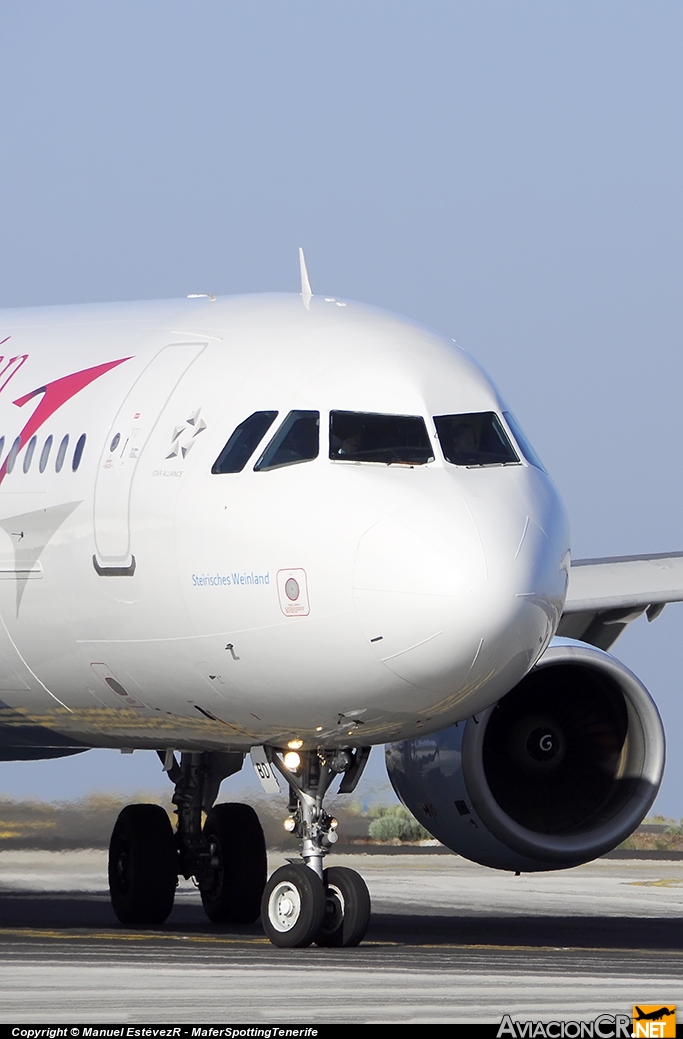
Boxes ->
[165,408,207,460]
[632,1006,676,1038]
[0,345,130,486]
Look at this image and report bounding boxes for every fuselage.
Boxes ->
[0,292,570,752]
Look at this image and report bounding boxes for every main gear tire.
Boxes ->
[108,803,177,926]
[200,802,267,924]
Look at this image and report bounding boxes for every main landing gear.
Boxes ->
[108,750,266,928]
[260,746,372,948]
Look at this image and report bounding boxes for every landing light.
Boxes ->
[287,739,304,750]
[283,751,301,771]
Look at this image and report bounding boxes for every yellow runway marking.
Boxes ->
[1,928,682,956]
[629,878,683,887]
[0,928,270,945]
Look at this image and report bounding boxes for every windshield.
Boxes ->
[434,412,519,466]
[503,411,547,472]
[254,411,320,471]
[329,411,434,465]
[212,411,278,474]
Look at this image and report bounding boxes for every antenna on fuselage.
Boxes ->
[299,247,313,310]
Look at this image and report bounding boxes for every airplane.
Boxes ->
[0,251,681,949]
[634,1009,676,1022]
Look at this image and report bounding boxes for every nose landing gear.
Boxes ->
[260,747,372,948]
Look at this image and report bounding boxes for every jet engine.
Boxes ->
[386,639,665,871]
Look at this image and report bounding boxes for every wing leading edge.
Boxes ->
[559,552,683,650]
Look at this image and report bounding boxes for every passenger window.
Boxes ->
[6,437,20,473]
[329,411,434,465]
[254,411,320,472]
[212,411,278,474]
[434,412,519,466]
[23,436,37,473]
[503,412,547,472]
[72,433,87,472]
[39,435,53,473]
[55,434,69,473]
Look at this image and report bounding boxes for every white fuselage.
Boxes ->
[0,293,569,752]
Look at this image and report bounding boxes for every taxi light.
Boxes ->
[283,816,296,833]
[287,739,304,750]
[283,751,301,771]
[329,817,339,831]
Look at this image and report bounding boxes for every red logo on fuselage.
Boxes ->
[0,350,131,486]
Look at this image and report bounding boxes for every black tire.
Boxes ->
[261,863,325,948]
[315,866,371,947]
[200,802,267,924]
[108,804,177,926]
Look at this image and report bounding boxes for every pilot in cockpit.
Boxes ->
[451,422,477,453]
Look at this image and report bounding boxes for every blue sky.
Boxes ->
[1,2,683,814]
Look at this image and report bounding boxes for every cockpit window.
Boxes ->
[329,411,434,466]
[434,412,519,466]
[254,410,320,472]
[212,411,278,474]
[503,411,547,472]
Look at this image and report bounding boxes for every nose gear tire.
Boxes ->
[108,803,177,926]
[261,864,326,948]
[200,802,267,924]
[315,865,371,947]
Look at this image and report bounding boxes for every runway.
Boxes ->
[0,849,682,1023]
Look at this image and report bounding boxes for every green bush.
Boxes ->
[367,805,431,842]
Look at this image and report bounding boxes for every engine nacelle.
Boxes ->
[386,639,665,871]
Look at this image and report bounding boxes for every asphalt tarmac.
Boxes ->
[0,849,681,1024]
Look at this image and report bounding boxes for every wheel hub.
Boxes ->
[270,882,302,931]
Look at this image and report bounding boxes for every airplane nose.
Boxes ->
[352,472,569,721]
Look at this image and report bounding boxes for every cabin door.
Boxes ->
[93,342,206,571]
